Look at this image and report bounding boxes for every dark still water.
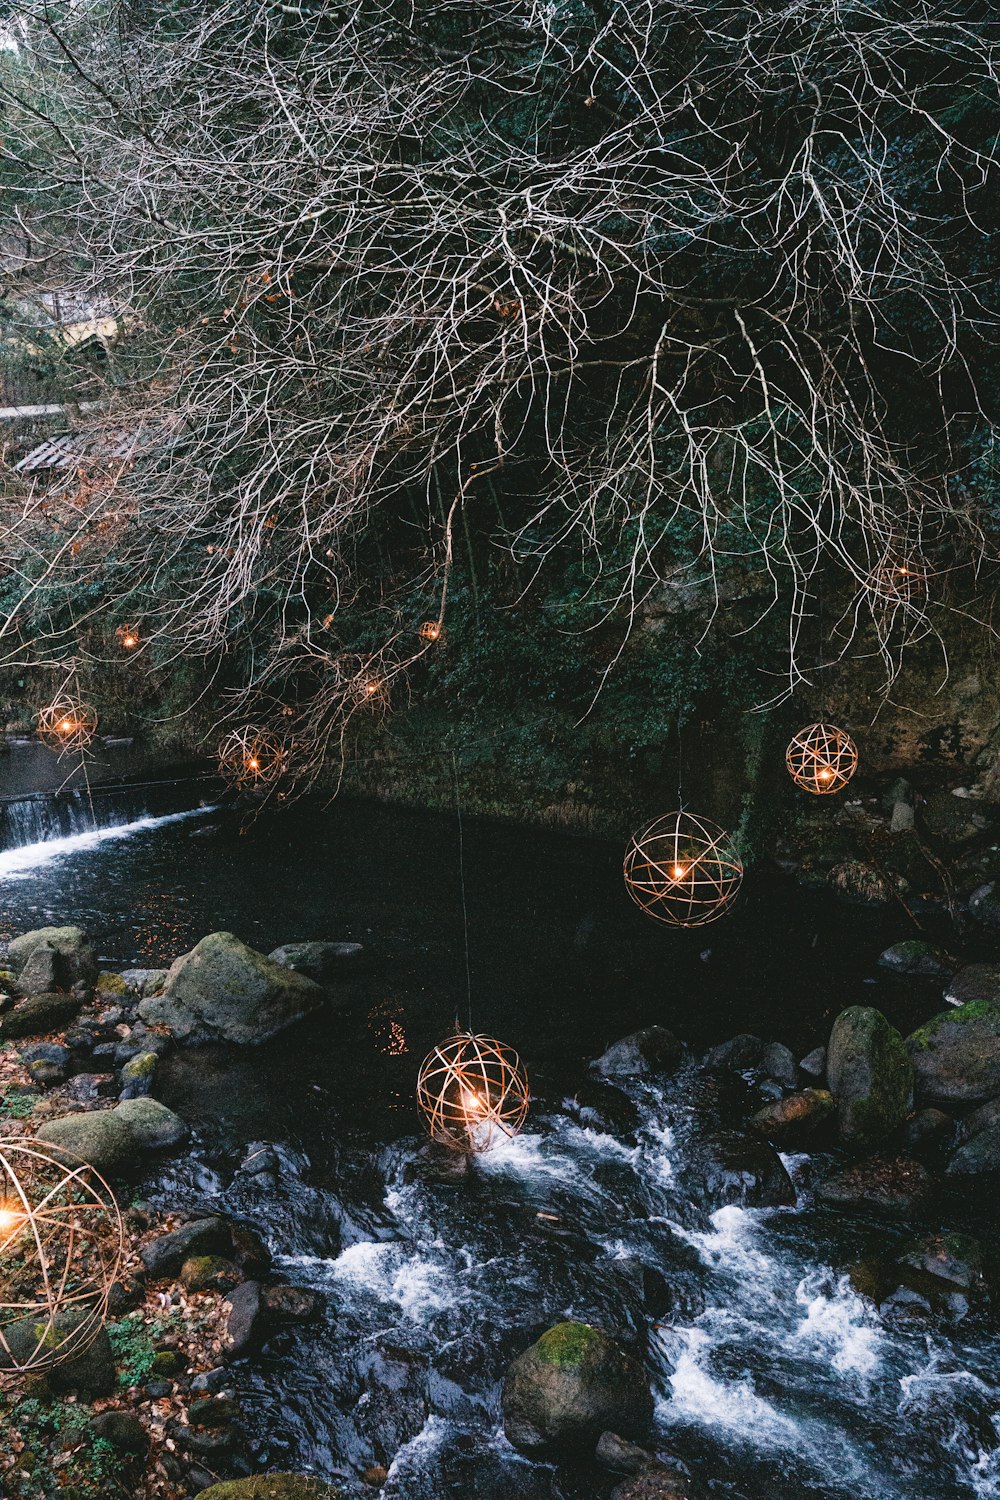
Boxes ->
[0,797,997,1500]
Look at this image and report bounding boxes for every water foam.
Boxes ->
[792,1272,881,1377]
[0,805,215,879]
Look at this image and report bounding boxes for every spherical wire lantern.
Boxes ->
[37,696,99,753]
[0,1138,124,1379]
[217,725,287,788]
[623,809,743,928]
[416,1031,530,1153]
[785,722,858,795]
[115,623,140,650]
[868,556,928,607]
[417,620,445,644]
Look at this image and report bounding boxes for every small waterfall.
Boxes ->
[0,780,216,862]
[0,788,120,849]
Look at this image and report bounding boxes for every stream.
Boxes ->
[0,793,997,1499]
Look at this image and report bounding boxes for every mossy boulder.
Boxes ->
[36,1109,136,1177]
[180,1254,243,1293]
[502,1321,653,1453]
[0,1310,115,1394]
[7,926,98,989]
[878,941,956,979]
[906,1002,1000,1103]
[138,931,325,1045]
[193,1479,343,1499]
[113,1096,188,1150]
[0,991,81,1040]
[827,1007,913,1150]
[96,971,132,997]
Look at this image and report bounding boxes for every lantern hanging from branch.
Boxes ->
[623,810,743,927]
[868,556,929,606]
[785,722,858,795]
[0,1139,124,1379]
[115,624,140,650]
[37,696,98,753]
[416,1031,530,1153]
[217,725,287,788]
[417,620,444,644]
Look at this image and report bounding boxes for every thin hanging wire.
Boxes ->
[676,716,684,809]
[450,750,473,1033]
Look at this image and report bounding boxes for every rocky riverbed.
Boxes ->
[0,913,998,1498]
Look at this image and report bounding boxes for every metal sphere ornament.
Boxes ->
[37,695,99,753]
[0,1138,124,1379]
[868,556,928,606]
[785,722,858,795]
[115,623,140,650]
[416,1031,530,1153]
[417,620,445,644]
[623,809,743,927]
[217,725,287,788]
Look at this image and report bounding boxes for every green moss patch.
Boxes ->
[535,1321,603,1369]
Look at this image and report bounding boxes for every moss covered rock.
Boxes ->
[0,991,81,1040]
[502,1321,653,1453]
[139,931,325,1045]
[36,1109,136,1177]
[7,925,98,989]
[827,1007,912,1150]
[180,1254,243,1293]
[906,1002,1000,1103]
[878,941,956,979]
[194,1477,343,1499]
[113,1095,188,1150]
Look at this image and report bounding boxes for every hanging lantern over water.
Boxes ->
[37,696,98,753]
[623,810,743,927]
[0,1139,123,1379]
[217,725,287,788]
[417,620,444,644]
[785,722,858,795]
[115,624,140,650]
[416,1031,530,1153]
[868,556,928,606]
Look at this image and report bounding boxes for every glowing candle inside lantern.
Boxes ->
[59,719,73,734]
[819,767,832,781]
[460,1086,486,1119]
[248,757,259,771]
[122,634,137,649]
[672,863,687,880]
[0,1203,25,1234]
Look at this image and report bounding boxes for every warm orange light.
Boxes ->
[0,1203,25,1234]
[672,863,687,880]
[58,718,74,734]
[248,757,260,771]
[122,634,138,649]
[418,620,443,642]
[365,681,380,696]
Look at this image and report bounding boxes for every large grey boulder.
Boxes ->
[827,1007,913,1150]
[502,1321,653,1453]
[141,1217,231,1278]
[7,926,98,990]
[906,1002,1000,1103]
[139,932,325,1044]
